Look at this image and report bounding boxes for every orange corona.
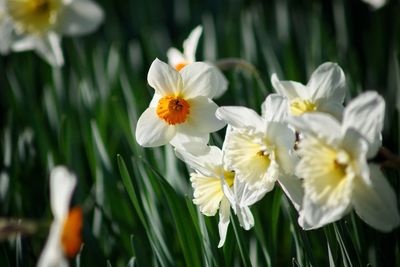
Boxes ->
[175,63,188,71]
[61,207,83,258]
[156,96,190,125]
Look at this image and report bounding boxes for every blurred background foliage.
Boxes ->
[0,0,400,266]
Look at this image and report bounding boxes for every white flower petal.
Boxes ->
[180,62,224,99]
[190,173,224,216]
[341,128,370,184]
[234,178,269,207]
[342,91,385,158]
[271,73,309,100]
[352,164,400,232]
[34,33,64,67]
[149,93,162,108]
[288,112,342,145]
[221,125,233,154]
[171,138,210,154]
[50,166,77,220]
[307,62,346,103]
[266,121,297,174]
[277,147,298,176]
[218,197,231,248]
[0,17,13,54]
[221,176,236,207]
[261,94,288,122]
[170,124,209,149]
[216,106,264,131]
[37,221,68,267]
[11,35,36,52]
[175,145,222,177]
[224,176,260,231]
[147,58,182,96]
[167,47,187,68]
[278,175,303,211]
[298,210,323,230]
[186,96,225,133]
[12,33,64,66]
[135,107,176,147]
[236,205,254,230]
[221,170,269,230]
[211,65,228,99]
[183,25,203,62]
[361,0,387,9]
[301,192,352,229]
[57,0,104,36]
[317,99,344,119]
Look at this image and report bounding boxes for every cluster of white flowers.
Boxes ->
[0,1,393,265]
[0,0,104,66]
[136,26,400,247]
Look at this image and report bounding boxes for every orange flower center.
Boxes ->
[61,207,83,258]
[175,62,188,71]
[156,96,190,125]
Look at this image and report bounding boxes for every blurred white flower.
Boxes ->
[176,142,268,247]
[361,0,387,9]
[271,62,346,119]
[38,166,83,267]
[167,25,202,71]
[290,91,400,231]
[135,58,225,149]
[216,94,298,190]
[0,1,13,54]
[0,0,104,66]
[167,25,227,98]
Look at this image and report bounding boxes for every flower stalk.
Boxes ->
[215,58,268,93]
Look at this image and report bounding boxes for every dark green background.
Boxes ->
[0,0,399,266]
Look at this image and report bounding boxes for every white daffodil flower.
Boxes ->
[135,58,226,149]
[167,25,227,98]
[290,91,400,231]
[271,62,346,119]
[175,142,268,247]
[216,94,298,190]
[38,166,83,267]
[175,145,233,247]
[0,0,104,66]
[220,171,269,231]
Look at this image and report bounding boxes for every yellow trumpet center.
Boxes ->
[156,96,190,125]
[298,137,355,207]
[6,0,61,34]
[61,207,83,258]
[223,170,235,188]
[290,98,317,116]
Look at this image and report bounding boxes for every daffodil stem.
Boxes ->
[215,58,268,93]
[376,147,400,170]
[0,218,41,240]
